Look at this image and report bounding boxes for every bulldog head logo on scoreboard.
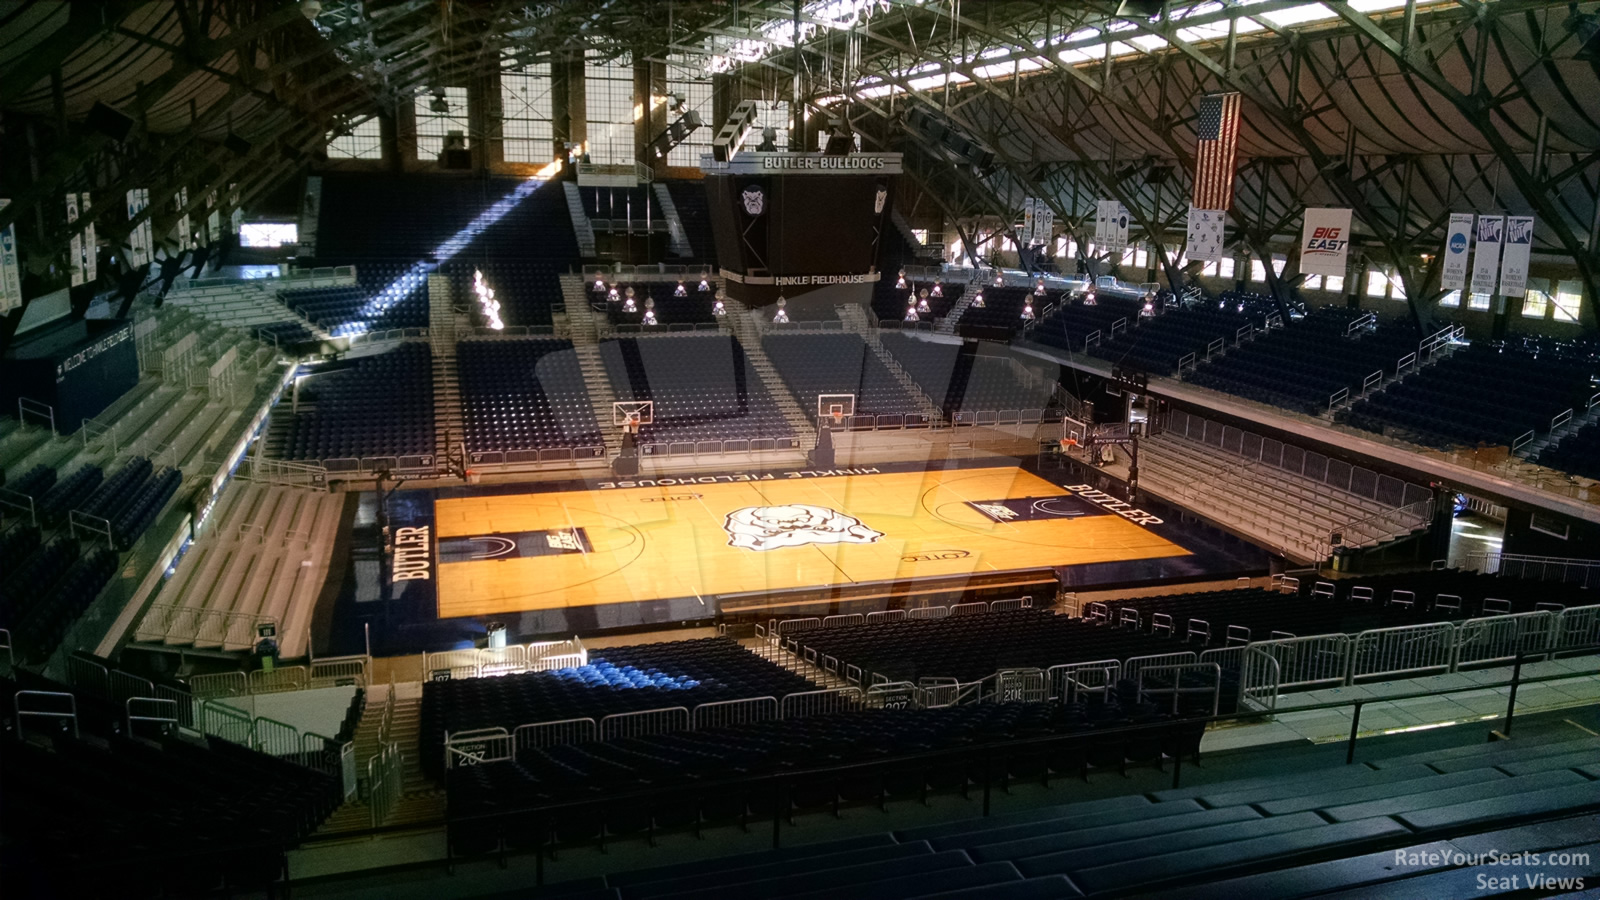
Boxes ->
[741,186,765,216]
[723,504,884,552]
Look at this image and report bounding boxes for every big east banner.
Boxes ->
[1297,208,1352,278]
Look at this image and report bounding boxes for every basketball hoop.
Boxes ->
[830,410,845,429]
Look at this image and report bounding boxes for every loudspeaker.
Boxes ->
[87,101,134,142]
[224,133,252,156]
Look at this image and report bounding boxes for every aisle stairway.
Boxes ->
[724,309,817,445]
[836,304,944,422]
[937,290,980,334]
[652,183,693,258]
[560,275,623,459]
[562,183,597,258]
[316,683,444,834]
[428,274,460,466]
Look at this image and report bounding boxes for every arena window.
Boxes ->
[1364,268,1388,297]
[501,58,554,164]
[585,50,634,165]
[326,116,382,159]
[1439,289,1461,307]
[1521,277,1551,318]
[1468,291,1491,310]
[666,54,714,167]
[1324,274,1344,292]
[1553,279,1582,322]
[240,222,298,247]
[415,86,469,159]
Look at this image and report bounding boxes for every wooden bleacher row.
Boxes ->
[134,483,342,658]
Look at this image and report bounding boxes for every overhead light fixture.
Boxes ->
[593,275,606,291]
[642,297,657,325]
[674,280,687,297]
[698,274,711,292]
[623,285,637,312]
[895,269,907,289]
[917,289,930,313]
[930,283,943,298]
[773,295,788,323]
[1020,300,1035,321]
[904,301,919,322]
[971,289,985,308]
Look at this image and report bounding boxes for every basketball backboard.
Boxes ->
[612,400,654,427]
[818,393,856,426]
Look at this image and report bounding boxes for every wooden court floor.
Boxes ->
[432,466,1188,618]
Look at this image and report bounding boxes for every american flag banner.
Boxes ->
[1191,93,1243,211]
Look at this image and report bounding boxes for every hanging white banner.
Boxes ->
[1095,200,1130,254]
[81,193,96,283]
[1440,212,1473,291]
[174,188,191,249]
[66,193,84,286]
[1497,215,1534,298]
[1186,207,1225,263]
[1020,197,1037,248]
[207,191,221,243]
[1470,215,1504,296]
[1035,203,1053,248]
[1297,208,1352,278]
[0,199,21,315]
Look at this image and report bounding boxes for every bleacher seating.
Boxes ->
[446,258,565,328]
[1535,419,1600,479]
[457,339,602,453]
[279,343,434,461]
[1026,296,1142,353]
[597,335,795,446]
[0,669,342,896]
[762,333,923,419]
[663,180,717,264]
[1186,308,1422,415]
[110,465,181,550]
[448,698,1186,854]
[280,262,428,336]
[592,282,719,327]
[9,547,116,662]
[81,456,152,521]
[957,287,1035,338]
[421,637,814,780]
[871,280,964,324]
[1138,428,1430,561]
[791,609,1177,684]
[1089,306,1259,376]
[1340,342,1600,449]
[36,464,104,526]
[581,186,661,224]
[878,334,1053,417]
[313,173,579,263]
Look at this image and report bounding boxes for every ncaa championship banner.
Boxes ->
[1096,200,1130,255]
[1297,208,1352,278]
[1470,215,1504,296]
[1498,215,1535,298]
[0,199,22,315]
[1440,213,1474,291]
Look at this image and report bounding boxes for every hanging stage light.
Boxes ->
[698,273,711,291]
[773,295,789,323]
[930,283,943,298]
[607,285,620,302]
[1034,278,1046,296]
[593,275,606,292]
[904,300,919,322]
[472,269,504,330]
[623,285,637,312]
[971,289,986,308]
[895,269,907,289]
[917,288,930,313]
[674,280,688,297]
[642,297,657,325]
[1020,300,1035,321]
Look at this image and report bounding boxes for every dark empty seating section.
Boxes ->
[880,333,962,409]
[598,336,794,447]
[282,343,434,461]
[1,671,341,895]
[280,262,428,336]
[1089,306,1257,376]
[793,610,1177,684]
[872,280,965,324]
[957,356,1053,415]
[421,637,813,779]
[957,288,1034,337]
[1341,342,1599,448]
[878,334,1048,417]
[1536,420,1600,479]
[457,339,601,453]
[762,333,921,418]
[582,186,661,223]
[664,180,717,264]
[446,259,565,328]
[1027,297,1142,353]
[1187,308,1422,414]
[593,282,718,327]
[315,173,579,263]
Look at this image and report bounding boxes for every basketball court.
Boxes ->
[429,465,1187,618]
